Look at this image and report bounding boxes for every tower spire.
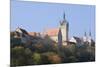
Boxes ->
[89,29,91,37]
[63,12,66,20]
[84,31,86,36]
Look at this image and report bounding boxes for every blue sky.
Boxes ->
[11,0,95,40]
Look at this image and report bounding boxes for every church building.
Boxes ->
[44,12,69,46]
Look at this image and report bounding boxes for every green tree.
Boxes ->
[32,52,42,65]
[41,52,62,64]
[11,46,33,66]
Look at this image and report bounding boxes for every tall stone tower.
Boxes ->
[59,12,69,46]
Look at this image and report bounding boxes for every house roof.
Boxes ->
[19,28,28,34]
[28,32,37,36]
[45,28,59,36]
[69,36,82,43]
[69,37,77,43]
[16,28,28,34]
[73,36,82,43]
[28,32,41,37]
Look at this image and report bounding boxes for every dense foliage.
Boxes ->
[10,32,95,66]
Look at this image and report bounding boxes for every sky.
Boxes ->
[11,0,95,40]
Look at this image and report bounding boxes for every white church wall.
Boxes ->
[50,36,58,43]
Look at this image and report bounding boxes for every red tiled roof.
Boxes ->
[28,32,37,36]
[45,28,59,36]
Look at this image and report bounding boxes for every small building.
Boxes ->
[14,28,32,44]
[69,36,83,46]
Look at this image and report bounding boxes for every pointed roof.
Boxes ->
[16,27,28,34]
[89,30,91,36]
[63,12,66,20]
[84,31,87,36]
[69,36,82,43]
[60,12,69,25]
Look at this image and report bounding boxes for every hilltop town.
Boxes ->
[11,13,95,47]
[10,13,95,66]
